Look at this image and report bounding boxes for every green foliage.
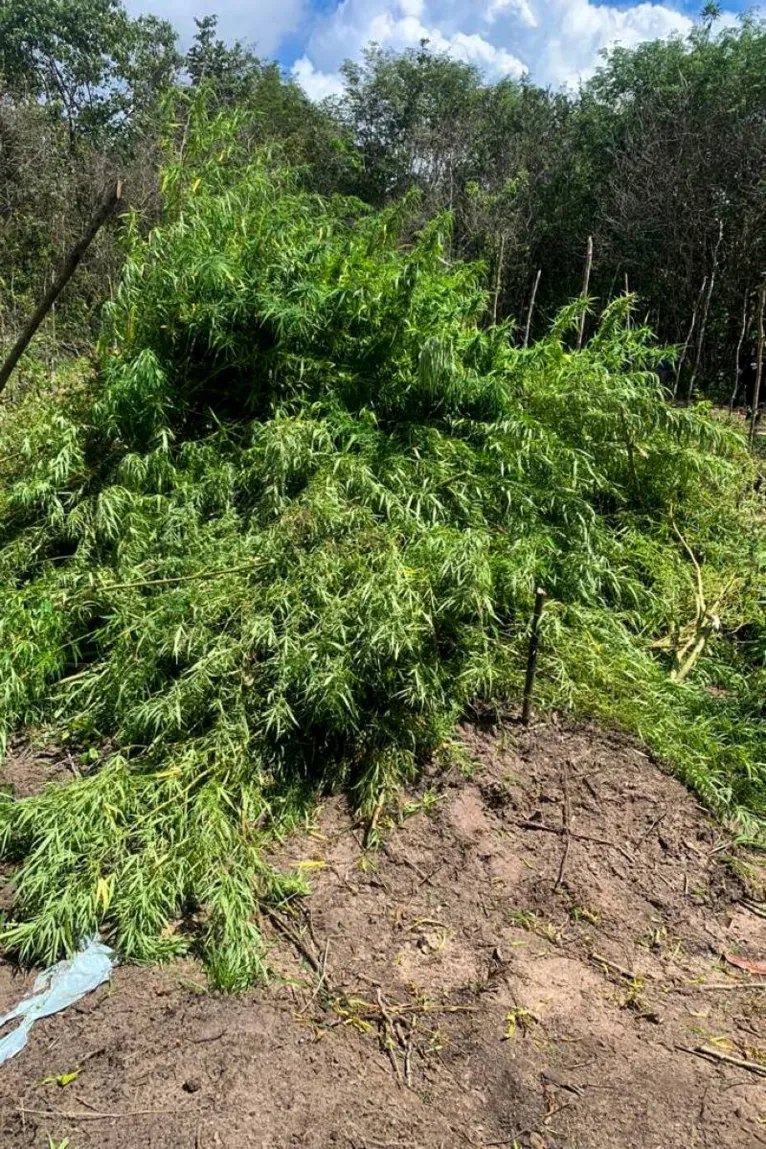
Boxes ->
[0,108,764,987]
[0,0,179,145]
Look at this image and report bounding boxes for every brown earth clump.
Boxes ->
[1,720,765,1148]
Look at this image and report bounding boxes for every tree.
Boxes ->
[185,14,259,104]
[0,0,178,146]
[583,16,766,393]
[335,43,484,207]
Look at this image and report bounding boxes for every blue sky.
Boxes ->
[126,0,756,97]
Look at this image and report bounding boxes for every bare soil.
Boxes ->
[1,719,765,1149]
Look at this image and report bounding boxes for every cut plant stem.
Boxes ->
[521,587,546,725]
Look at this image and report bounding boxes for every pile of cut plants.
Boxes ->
[0,105,764,989]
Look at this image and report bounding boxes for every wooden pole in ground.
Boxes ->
[576,236,593,351]
[687,219,724,402]
[0,180,123,396]
[492,233,506,325]
[749,283,766,447]
[521,587,547,726]
[624,272,631,330]
[730,287,750,412]
[523,268,542,349]
[673,276,706,400]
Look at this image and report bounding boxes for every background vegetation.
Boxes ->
[4,4,766,397]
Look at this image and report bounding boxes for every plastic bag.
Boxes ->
[0,937,114,1064]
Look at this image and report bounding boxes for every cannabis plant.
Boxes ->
[0,106,763,987]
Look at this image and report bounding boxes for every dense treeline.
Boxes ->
[2,2,766,400]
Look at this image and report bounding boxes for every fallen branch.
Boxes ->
[262,905,324,977]
[382,843,437,887]
[516,819,635,865]
[0,181,123,395]
[674,981,766,992]
[307,938,331,1006]
[677,1044,766,1077]
[102,561,260,593]
[18,1106,195,1120]
[376,987,404,1087]
[590,952,643,983]
[338,997,479,1021]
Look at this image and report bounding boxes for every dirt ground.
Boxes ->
[1,718,765,1149]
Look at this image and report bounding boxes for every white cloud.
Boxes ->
[125,0,308,58]
[290,0,696,96]
[536,0,692,86]
[292,56,346,99]
[291,0,530,95]
[487,0,538,30]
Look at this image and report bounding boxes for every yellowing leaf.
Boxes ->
[57,1068,81,1087]
[96,876,113,911]
[40,1066,81,1087]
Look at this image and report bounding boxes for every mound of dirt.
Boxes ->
[1,720,765,1149]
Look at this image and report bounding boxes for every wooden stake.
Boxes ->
[673,276,706,399]
[624,272,631,329]
[521,587,546,726]
[0,180,123,396]
[687,219,723,401]
[576,236,593,351]
[522,268,541,349]
[492,233,505,325]
[749,282,766,446]
[730,287,750,412]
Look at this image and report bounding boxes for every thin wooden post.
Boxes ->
[749,283,766,447]
[521,587,546,726]
[687,219,723,402]
[624,272,631,330]
[523,268,541,349]
[730,287,748,413]
[576,236,593,351]
[0,180,123,395]
[492,233,506,325]
[673,276,706,399]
